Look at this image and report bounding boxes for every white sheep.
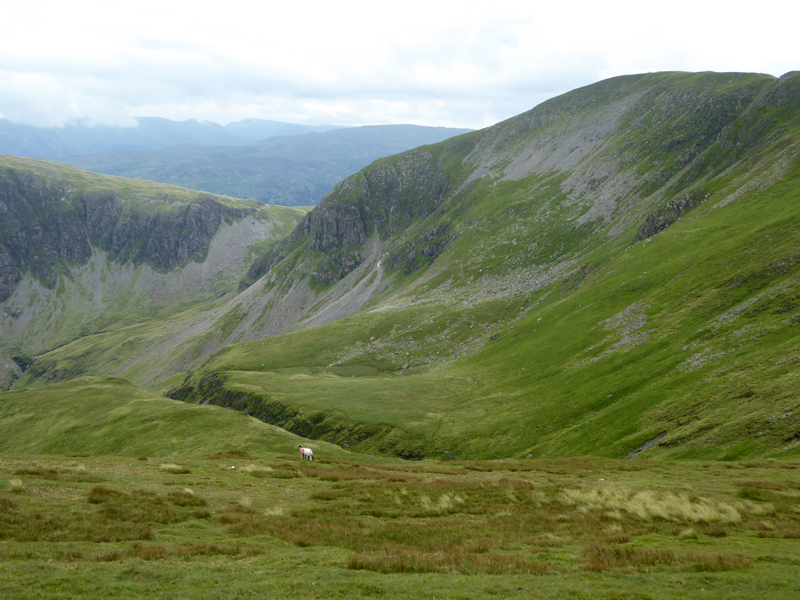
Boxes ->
[298,445,314,461]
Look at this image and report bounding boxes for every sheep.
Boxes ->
[298,445,314,461]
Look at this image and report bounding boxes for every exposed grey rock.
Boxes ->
[0,164,256,300]
[244,148,452,288]
[634,189,710,242]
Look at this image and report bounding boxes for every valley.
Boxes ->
[4,72,800,460]
[2,69,800,599]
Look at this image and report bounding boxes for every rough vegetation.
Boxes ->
[0,381,798,598]
[2,71,800,599]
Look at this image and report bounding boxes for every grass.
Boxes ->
[0,377,346,459]
[158,463,191,475]
[1,376,799,598]
[1,452,798,599]
[168,156,800,461]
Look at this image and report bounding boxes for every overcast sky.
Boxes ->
[2,0,798,130]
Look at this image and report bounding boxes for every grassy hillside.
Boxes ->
[1,416,798,598]
[165,72,800,460]
[0,377,340,458]
[169,168,800,460]
[1,383,799,599]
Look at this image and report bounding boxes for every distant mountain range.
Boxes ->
[53,125,474,206]
[0,117,343,157]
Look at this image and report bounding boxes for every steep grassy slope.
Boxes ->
[0,157,307,388]
[162,71,800,460]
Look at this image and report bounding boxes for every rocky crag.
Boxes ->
[0,157,306,388]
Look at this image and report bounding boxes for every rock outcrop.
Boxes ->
[0,164,257,301]
[241,149,451,288]
[0,157,306,389]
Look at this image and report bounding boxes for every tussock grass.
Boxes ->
[346,548,553,575]
[8,479,23,493]
[159,463,191,474]
[176,543,244,557]
[584,543,752,573]
[13,466,58,479]
[240,464,273,477]
[417,491,466,513]
[167,490,207,507]
[208,450,259,460]
[0,453,796,597]
[85,485,209,528]
[129,543,169,560]
[559,487,743,523]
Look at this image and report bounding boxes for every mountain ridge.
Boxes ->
[0,156,307,388]
[0,117,345,157]
[164,71,800,459]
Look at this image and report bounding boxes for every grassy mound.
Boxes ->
[0,377,343,458]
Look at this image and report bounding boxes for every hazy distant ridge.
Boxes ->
[56,125,474,206]
[0,117,344,158]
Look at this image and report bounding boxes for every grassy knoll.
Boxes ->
[0,377,344,458]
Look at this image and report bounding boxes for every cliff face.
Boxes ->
[0,165,256,302]
[0,157,306,389]
[246,149,452,286]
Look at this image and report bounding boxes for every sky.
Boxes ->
[2,0,799,130]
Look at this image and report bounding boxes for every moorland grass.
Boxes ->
[1,452,798,599]
[1,382,798,597]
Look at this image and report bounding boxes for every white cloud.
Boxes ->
[1,0,798,128]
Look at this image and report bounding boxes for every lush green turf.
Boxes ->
[0,377,344,458]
